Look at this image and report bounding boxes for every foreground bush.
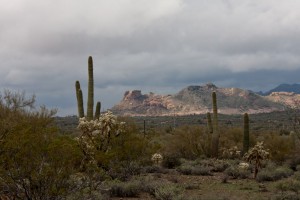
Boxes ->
[257,166,294,182]
[0,90,83,199]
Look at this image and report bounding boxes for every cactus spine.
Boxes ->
[207,112,213,134]
[75,56,100,121]
[75,81,84,118]
[211,91,219,158]
[87,56,94,121]
[243,113,250,155]
[94,101,101,119]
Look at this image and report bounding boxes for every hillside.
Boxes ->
[262,83,300,95]
[110,83,299,116]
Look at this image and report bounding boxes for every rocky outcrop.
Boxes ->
[111,83,300,116]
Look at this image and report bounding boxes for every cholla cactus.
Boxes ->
[238,162,250,171]
[244,141,270,178]
[77,111,125,168]
[222,146,241,159]
[151,153,163,165]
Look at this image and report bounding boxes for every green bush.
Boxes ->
[256,166,293,182]
[110,180,142,197]
[263,132,295,163]
[0,91,83,199]
[161,126,210,160]
[273,193,300,200]
[197,159,230,172]
[177,164,212,176]
[293,172,300,181]
[275,178,300,194]
[161,154,181,169]
[154,184,184,200]
[224,165,250,179]
[107,161,142,181]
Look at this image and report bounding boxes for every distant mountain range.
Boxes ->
[111,83,300,116]
[257,83,300,96]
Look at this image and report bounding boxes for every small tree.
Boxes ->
[0,90,82,199]
[243,141,270,178]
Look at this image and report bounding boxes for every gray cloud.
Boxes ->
[1,0,300,116]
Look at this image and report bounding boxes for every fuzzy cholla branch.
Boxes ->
[151,153,163,165]
[243,141,270,178]
[244,141,270,163]
[76,111,125,168]
[222,146,241,159]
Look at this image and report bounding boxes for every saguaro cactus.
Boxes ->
[75,81,84,118]
[207,112,213,134]
[75,56,101,121]
[243,113,250,155]
[87,56,94,121]
[211,91,219,158]
[94,101,101,119]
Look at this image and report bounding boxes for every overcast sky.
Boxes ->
[1,0,300,116]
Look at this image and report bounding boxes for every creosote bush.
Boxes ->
[256,165,294,182]
[161,125,211,160]
[0,90,83,199]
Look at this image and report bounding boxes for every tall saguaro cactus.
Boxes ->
[243,113,250,155]
[75,56,101,121]
[207,112,213,134]
[211,91,219,158]
[87,56,94,121]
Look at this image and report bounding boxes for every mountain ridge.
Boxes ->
[111,83,300,116]
[259,83,300,95]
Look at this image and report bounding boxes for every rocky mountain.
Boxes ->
[264,83,300,95]
[111,83,300,116]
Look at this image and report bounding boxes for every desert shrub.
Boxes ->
[161,154,181,169]
[224,164,250,179]
[275,178,300,194]
[219,128,243,153]
[177,159,216,176]
[0,90,83,199]
[263,132,295,163]
[273,193,300,200]
[110,180,142,197]
[139,176,164,196]
[177,164,212,176]
[67,189,110,200]
[176,164,193,175]
[221,146,241,159]
[197,158,230,172]
[144,165,162,173]
[154,184,184,200]
[286,155,300,171]
[257,166,294,182]
[293,172,300,181]
[107,161,142,181]
[161,125,210,160]
[85,117,159,171]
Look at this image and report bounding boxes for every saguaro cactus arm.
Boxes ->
[75,81,84,118]
[94,101,101,119]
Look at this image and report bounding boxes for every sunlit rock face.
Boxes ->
[111,83,299,116]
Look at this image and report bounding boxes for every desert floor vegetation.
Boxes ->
[1,90,300,199]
